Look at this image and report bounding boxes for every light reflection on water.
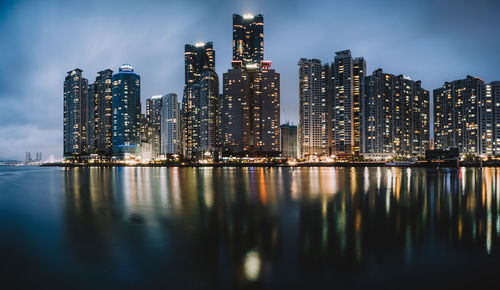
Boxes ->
[0,166,499,289]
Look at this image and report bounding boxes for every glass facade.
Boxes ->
[112,64,141,159]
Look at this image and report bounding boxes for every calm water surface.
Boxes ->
[0,166,498,289]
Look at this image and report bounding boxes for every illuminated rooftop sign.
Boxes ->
[119,64,134,72]
[243,14,254,19]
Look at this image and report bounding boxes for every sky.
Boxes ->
[0,0,499,160]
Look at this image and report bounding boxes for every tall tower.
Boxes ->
[146,95,163,129]
[298,58,330,160]
[481,82,500,155]
[200,69,220,157]
[63,68,90,160]
[222,14,280,157]
[112,64,141,159]
[232,14,264,66]
[161,93,181,155]
[331,50,365,157]
[91,69,113,158]
[182,42,216,159]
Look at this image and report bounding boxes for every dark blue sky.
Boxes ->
[1,0,499,160]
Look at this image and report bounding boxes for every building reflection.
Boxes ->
[61,166,500,288]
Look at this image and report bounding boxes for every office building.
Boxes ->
[281,123,297,158]
[362,69,429,158]
[112,64,141,159]
[64,68,90,160]
[297,58,330,159]
[161,93,181,155]
[434,76,484,155]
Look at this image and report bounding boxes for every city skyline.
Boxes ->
[2,0,500,160]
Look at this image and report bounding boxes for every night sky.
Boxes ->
[1,0,499,160]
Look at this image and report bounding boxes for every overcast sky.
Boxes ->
[0,0,499,160]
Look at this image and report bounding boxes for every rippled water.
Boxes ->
[0,166,498,289]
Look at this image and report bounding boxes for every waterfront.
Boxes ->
[0,166,499,289]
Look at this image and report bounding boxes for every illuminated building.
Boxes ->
[331,50,366,157]
[64,68,90,160]
[232,13,263,67]
[90,69,113,158]
[144,95,163,158]
[434,76,484,155]
[182,42,215,159]
[298,58,330,159]
[481,82,500,155]
[112,64,141,159]
[161,93,182,155]
[362,69,429,158]
[140,114,160,162]
[146,95,163,129]
[200,69,220,158]
[280,123,297,158]
[221,14,280,157]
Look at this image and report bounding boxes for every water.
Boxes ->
[0,166,498,289]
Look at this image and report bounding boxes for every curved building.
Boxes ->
[112,64,141,159]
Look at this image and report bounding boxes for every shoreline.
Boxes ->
[40,161,500,168]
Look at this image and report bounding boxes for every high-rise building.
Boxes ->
[362,69,429,158]
[280,123,297,158]
[25,152,32,164]
[140,114,160,162]
[64,68,90,160]
[481,82,500,155]
[221,14,280,157]
[331,50,366,157]
[35,152,42,162]
[297,58,330,159]
[112,64,141,159]
[146,95,163,129]
[200,69,220,157]
[434,76,484,155]
[182,42,216,159]
[161,93,181,155]
[232,14,264,67]
[145,95,163,158]
[91,69,113,158]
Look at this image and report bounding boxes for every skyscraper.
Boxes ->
[232,14,264,67]
[434,76,484,155]
[298,58,330,160]
[145,95,163,158]
[331,50,366,157]
[182,42,216,159]
[161,93,181,155]
[362,69,429,158]
[91,69,113,158]
[146,95,163,129]
[280,123,297,159]
[481,82,500,155]
[200,69,220,157]
[221,14,280,157]
[112,64,141,159]
[64,68,90,160]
